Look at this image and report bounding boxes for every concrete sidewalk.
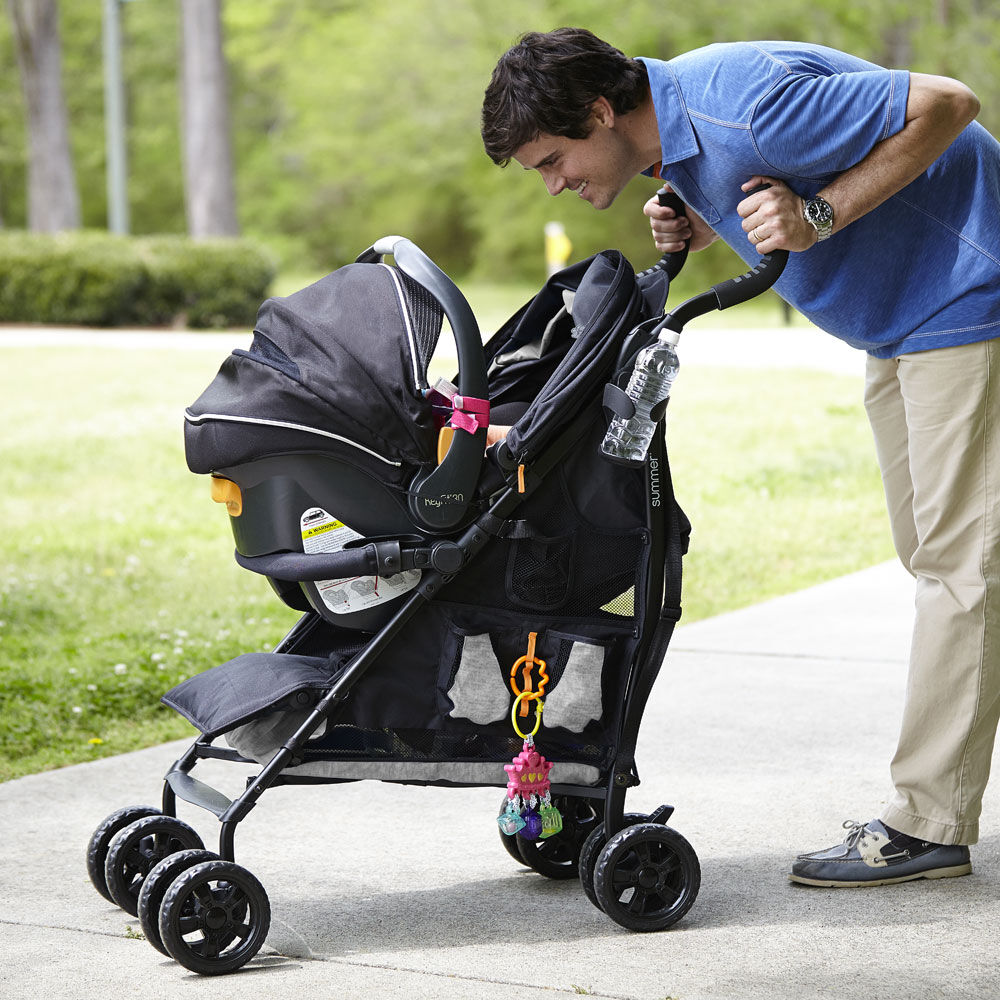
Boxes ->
[2,560,998,1000]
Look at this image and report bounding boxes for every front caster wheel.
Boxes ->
[138,849,219,955]
[593,823,700,932]
[159,859,271,975]
[104,814,205,916]
[86,805,162,902]
[516,795,605,880]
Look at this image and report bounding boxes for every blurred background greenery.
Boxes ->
[3,1,985,776]
[1,0,997,290]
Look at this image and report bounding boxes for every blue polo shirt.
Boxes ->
[639,42,1000,357]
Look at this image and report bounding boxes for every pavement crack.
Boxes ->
[0,917,145,941]
[306,954,639,999]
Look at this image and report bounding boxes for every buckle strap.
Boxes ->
[602,382,635,420]
[427,378,490,435]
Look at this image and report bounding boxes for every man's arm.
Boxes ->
[739,73,981,253]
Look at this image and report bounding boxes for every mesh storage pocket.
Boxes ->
[505,527,575,611]
[542,635,608,733]
[445,631,510,725]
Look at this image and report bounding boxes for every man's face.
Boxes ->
[513,103,638,210]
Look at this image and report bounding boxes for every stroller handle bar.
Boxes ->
[658,182,789,334]
[360,236,488,400]
[636,188,690,283]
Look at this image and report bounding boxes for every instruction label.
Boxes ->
[300,507,421,614]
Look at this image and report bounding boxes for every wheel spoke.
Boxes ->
[193,884,215,909]
[178,915,203,934]
[611,866,638,893]
[197,935,222,959]
[652,883,682,905]
[536,840,572,865]
[658,855,680,877]
[217,883,243,906]
[627,889,651,915]
[633,842,653,866]
[124,846,146,872]
[231,921,252,941]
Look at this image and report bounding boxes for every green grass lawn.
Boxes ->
[0,307,894,782]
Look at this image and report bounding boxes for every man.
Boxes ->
[481,28,1000,887]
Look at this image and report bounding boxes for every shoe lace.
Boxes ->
[841,819,866,846]
[841,819,910,859]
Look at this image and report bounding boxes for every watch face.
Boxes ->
[806,198,833,225]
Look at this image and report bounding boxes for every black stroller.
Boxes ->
[86,200,786,975]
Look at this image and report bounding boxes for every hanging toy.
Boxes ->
[497,633,563,840]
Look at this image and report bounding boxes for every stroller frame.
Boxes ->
[87,205,787,974]
[163,379,684,860]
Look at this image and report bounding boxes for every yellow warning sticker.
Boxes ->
[298,507,421,614]
[302,519,344,540]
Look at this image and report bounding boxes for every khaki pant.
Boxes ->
[864,338,1000,845]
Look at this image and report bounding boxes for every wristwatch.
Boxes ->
[802,195,834,241]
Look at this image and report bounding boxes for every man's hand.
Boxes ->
[737,177,816,254]
[643,186,718,253]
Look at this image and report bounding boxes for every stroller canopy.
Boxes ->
[185,262,443,475]
[488,250,671,460]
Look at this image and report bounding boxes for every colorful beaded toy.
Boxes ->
[497,633,563,840]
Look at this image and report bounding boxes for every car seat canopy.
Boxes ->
[185,262,442,475]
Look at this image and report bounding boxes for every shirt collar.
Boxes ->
[637,56,699,175]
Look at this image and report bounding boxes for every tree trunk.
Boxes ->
[7,0,80,232]
[179,0,239,237]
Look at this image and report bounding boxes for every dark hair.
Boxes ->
[481,27,649,166]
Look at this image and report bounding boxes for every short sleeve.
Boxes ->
[751,68,910,177]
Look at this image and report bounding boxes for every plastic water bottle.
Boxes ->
[600,329,680,462]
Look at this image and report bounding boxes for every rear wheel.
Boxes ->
[593,823,700,931]
[516,794,604,880]
[578,812,649,909]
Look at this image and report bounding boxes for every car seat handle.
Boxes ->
[362,236,488,400]
[358,235,487,532]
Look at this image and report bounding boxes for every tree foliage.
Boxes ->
[0,0,997,281]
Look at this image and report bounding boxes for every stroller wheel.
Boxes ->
[593,823,700,932]
[159,859,271,975]
[138,849,219,955]
[104,815,205,917]
[578,812,649,910]
[86,805,162,903]
[516,795,605,880]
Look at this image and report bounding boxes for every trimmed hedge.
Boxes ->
[0,231,276,329]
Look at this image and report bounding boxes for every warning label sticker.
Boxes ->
[299,507,421,614]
